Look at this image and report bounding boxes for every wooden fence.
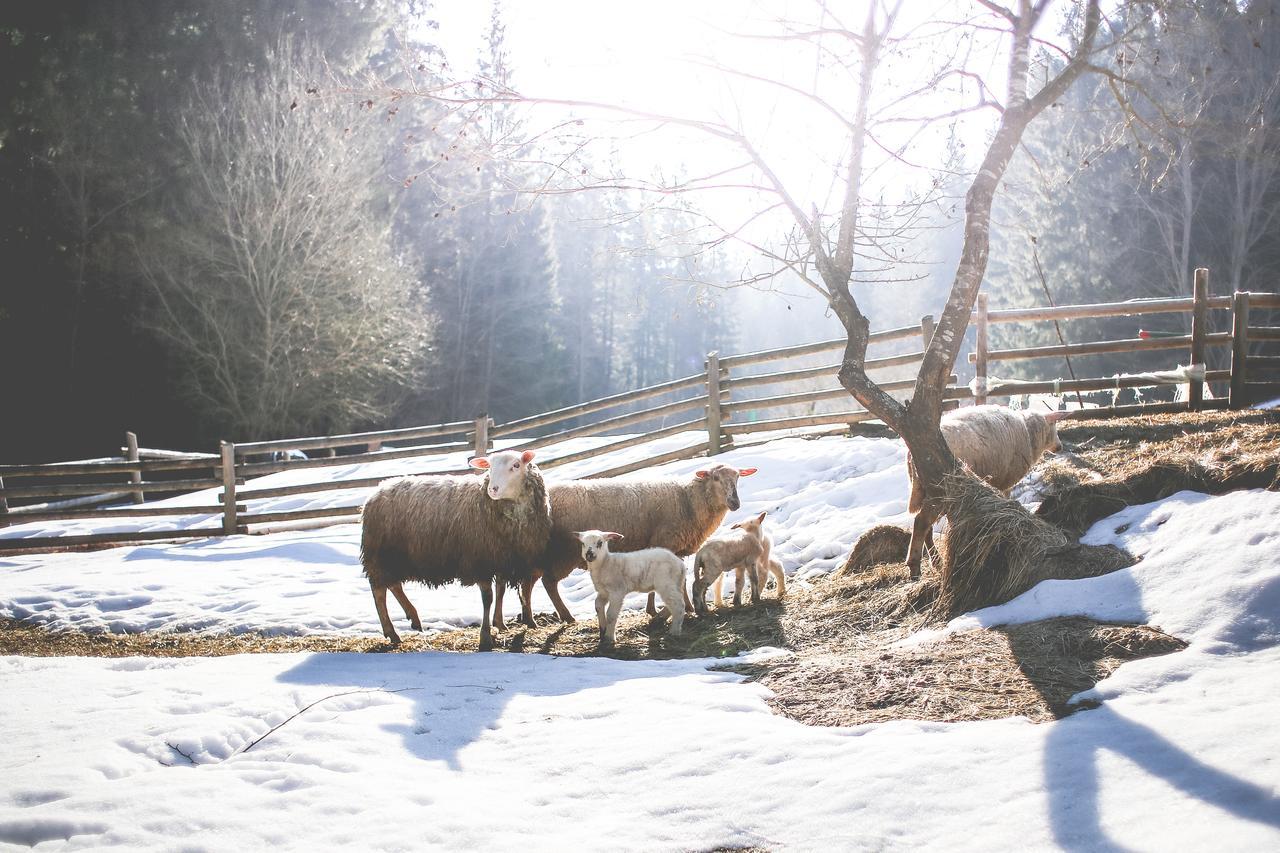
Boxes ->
[2,269,1276,553]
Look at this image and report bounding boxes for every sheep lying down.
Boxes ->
[574,530,686,649]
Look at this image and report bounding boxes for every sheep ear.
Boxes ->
[738,467,758,477]
[1043,411,1069,424]
[520,449,536,464]
[469,457,490,470]
[694,470,710,480]
[730,522,741,530]
[756,511,767,524]
[604,532,625,542]
[572,531,586,543]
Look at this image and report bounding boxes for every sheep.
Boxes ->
[493,464,758,629]
[574,530,686,649]
[359,449,551,649]
[905,405,1066,577]
[713,531,785,606]
[691,511,769,615]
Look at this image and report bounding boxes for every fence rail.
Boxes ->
[3,269,1277,553]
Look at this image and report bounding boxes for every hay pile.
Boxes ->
[1038,409,1280,533]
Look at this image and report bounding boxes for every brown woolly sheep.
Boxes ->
[905,405,1066,577]
[359,449,551,649]
[492,464,757,628]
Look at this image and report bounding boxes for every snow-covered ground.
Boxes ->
[3,432,1280,850]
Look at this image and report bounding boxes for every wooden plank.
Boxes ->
[221,442,237,536]
[490,372,706,438]
[1248,326,1280,342]
[1242,292,1280,309]
[723,350,924,390]
[968,333,1235,363]
[507,395,707,453]
[983,370,1230,399]
[1230,292,1251,408]
[981,296,1226,324]
[0,455,222,479]
[975,293,989,405]
[719,323,921,369]
[125,432,144,504]
[723,376,921,415]
[0,504,237,524]
[0,478,223,500]
[1245,356,1280,371]
[237,506,364,525]
[473,414,490,457]
[1058,398,1232,420]
[233,441,473,478]
[724,410,881,436]
[584,442,711,480]
[1189,269,1209,410]
[234,420,472,455]
[0,527,223,553]
[706,352,723,455]
[227,468,473,502]
[538,418,707,470]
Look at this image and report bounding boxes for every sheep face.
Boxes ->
[693,464,757,512]
[1025,411,1066,457]
[730,511,767,538]
[575,530,624,565]
[470,449,537,500]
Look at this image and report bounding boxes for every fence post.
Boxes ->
[706,351,723,455]
[0,476,8,523]
[1229,291,1251,408]
[473,414,490,458]
[125,431,144,504]
[975,293,989,405]
[220,441,238,535]
[1189,268,1209,411]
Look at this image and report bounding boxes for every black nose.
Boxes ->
[729,496,740,511]
[585,550,595,561]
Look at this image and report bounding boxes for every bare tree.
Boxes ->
[381,0,1131,603]
[136,43,429,439]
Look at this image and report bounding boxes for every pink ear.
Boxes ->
[469,457,490,470]
[604,532,625,541]
[694,470,710,480]
[1044,411,1069,424]
[756,511,767,524]
[738,467,758,477]
[520,449,536,464]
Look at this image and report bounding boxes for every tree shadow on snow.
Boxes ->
[272,648,697,770]
[1006,570,1280,850]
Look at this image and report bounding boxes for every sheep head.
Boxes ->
[574,530,624,565]
[693,464,757,511]
[730,510,767,539]
[470,449,537,500]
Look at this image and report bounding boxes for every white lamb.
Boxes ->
[714,531,785,607]
[574,530,686,649]
[691,512,770,614]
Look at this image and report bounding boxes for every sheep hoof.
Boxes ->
[559,614,577,624]
[521,615,536,628]
[410,619,422,632]
[386,633,402,647]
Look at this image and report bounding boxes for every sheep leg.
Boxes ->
[771,562,787,599]
[645,592,658,617]
[906,501,941,580]
[661,583,685,637]
[492,582,508,632]
[478,579,495,651]
[369,581,400,645]
[603,596,624,649]
[732,567,744,607]
[542,574,576,623]
[594,593,609,647]
[519,577,536,627]
[713,574,725,608]
[389,583,422,632]
[747,561,761,605]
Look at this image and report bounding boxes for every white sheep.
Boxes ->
[905,405,1066,577]
[714,533,785,606]
[691,511,769,614]
[574,530,686,649]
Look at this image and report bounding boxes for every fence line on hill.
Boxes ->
[2,268,1277,552]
